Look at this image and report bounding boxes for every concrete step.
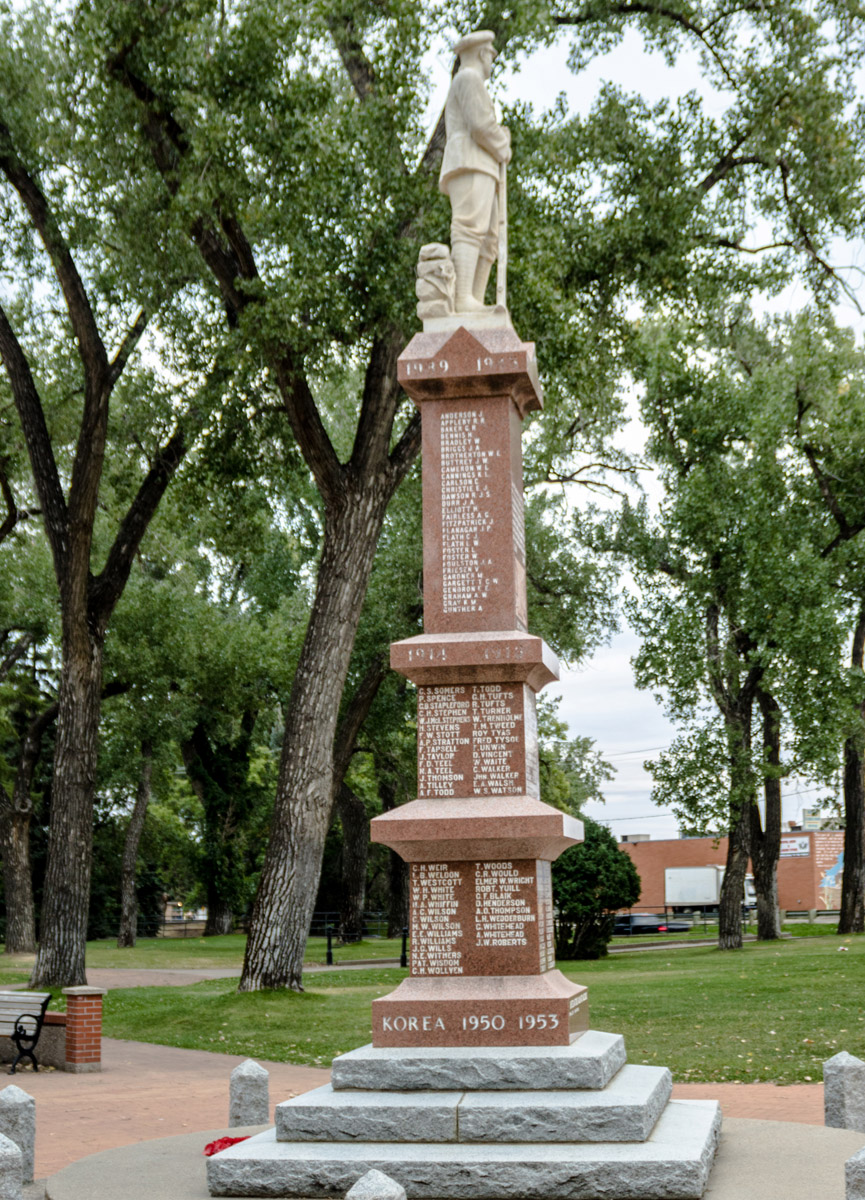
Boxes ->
[276,1087,462,1144]
[459,1065,672,1143]
[209,1099,722,1199]
[275,1066,671,1145]
[330,1030,626,1092]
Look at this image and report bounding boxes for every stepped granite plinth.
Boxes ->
[207,1033,721,1199]
[329,1033,626,1092]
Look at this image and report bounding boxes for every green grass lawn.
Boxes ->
[98,933,865,1083]
[1,934,404,973]
[1,924,834,971]
[560,933,865,1083]
[608,920,839,945]
[101,967,401,1069]
[0,959,33,988]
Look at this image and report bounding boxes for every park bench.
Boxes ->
[0,991,51,1074]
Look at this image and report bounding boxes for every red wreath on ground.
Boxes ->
[204,1136,250,1156]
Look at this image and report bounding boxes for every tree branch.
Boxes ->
[803,442,853,542]
[109,56,344,500]
[0,459,17,544]
[350,326,405,481]
[0,119,108,382]
[326,13,377,102]
[11,699,59,815]
[0,632,34,685]
[0,301,69,574]
[272,353,344,500]
[705,599,732,716]
[389,407,422,483]
[89,422,191,629]
[333,653,388,790]
[703,235,794,255]
[699,146,765,193]
[777,158,864,314]
[107,309,148,390]
[555,2,738,86]
[658,556,693,583]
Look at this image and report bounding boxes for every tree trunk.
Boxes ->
[180,722,255,941]
[239,481,393,990]
[29,627,104,987]
[387,851,409,939]
[1,696,59,954]
[117,742,153,948]
[751,690,783,940]
[205,897,235,936]
[719,814,750,949]
[718,713,754,950]
[1,810,36,954]
[839,603,865,935]
[378,769,410,939]
[335,784,368,943]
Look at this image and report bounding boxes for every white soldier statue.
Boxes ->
[439,30,511,313]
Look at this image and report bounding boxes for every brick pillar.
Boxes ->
[62,987,106,1073]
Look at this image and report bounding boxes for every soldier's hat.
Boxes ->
[454,30,496,58]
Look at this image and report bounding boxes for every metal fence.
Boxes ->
[149,911,392,939]
[307,911,390,939]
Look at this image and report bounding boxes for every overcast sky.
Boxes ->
[424,28,864,842]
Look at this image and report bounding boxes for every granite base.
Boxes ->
[208,1033,721,1199]
[208,1100,721,1199]
[275,1065,672,1144]
[330,1032,626,1091]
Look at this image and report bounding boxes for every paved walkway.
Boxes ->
[17,1039,330,1177]
[6,1036,827,1179]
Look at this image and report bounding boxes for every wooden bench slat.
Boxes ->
[0,991,52,1072]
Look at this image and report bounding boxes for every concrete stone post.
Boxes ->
[0,1087,34,1182]
[0,1131,22,1200]
[847,1145,865,1200]
[62,987,107,1073]
[346,1170,407,1200]
[229,1060,269,1127]
[824,1052,865,1132]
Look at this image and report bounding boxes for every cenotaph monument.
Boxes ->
[208,30,720,1199]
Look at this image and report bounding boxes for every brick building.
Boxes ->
[618,830,845,913]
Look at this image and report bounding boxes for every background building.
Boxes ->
[618,830,845,913]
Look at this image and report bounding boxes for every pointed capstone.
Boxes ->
[824,1052,865,1133]
[0,1087,34,1183]
[230,1060,270,1127]
[346,1169,407,1200]
[0,1131,22,1200]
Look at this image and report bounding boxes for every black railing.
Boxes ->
[307,911,390,939]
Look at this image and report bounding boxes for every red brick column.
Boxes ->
[62,986,106,1073]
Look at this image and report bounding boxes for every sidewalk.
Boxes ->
[16,1039,329,1177]
[6,1036,827,1179]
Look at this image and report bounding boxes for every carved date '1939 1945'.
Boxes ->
[402,354,523,378]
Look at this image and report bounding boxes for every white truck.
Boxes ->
[664,866,756,911]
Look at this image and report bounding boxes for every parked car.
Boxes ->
[613,913,692,935]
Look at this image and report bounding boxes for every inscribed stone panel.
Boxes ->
[409,859,555,977]
[417,683,539,799]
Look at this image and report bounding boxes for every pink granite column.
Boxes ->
[370,324,588,1048]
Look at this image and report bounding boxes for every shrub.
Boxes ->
[552,818,641,959]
